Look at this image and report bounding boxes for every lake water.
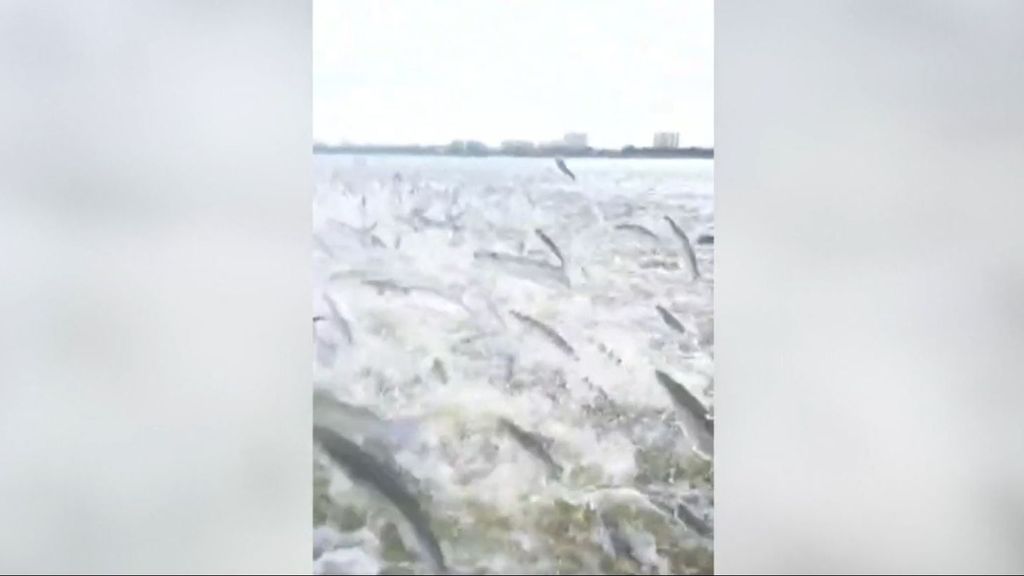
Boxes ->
[312,154,714,575]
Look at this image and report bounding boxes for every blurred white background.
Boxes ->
[0,1,310,572]
[718,0,1024,573]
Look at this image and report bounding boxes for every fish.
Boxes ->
[509,310,577,359]
[361,279,470,316]
[314,389,409,445]
[497,417,563,478]
[324,218,379,245]
[554,157,576,181]
[644,490,714,538]
[313,425,448,574]
[654,370,713,459]
[534,228,566,268]
[430,358,449,385]
[664,216,700,280]
[655,305,686,335]
[473,250,571,289]
[362,278,412,295]
[323,294,354,345]
[313,327,338,368]
[314,233,336,259]
[599,511,646,570]
[405,211,464,234]
[614,223,660,241]
[673,501,713,538]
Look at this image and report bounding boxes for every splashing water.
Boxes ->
[313,155,714,575]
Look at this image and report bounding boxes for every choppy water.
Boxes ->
[313,155,714,575]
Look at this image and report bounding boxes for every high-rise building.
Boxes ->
[653,132,680,149]
[563,132,589,149]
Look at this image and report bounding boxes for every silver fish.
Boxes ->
[614,223,660,241]
[325,218,379,245]
[497,417,562,479]
[664,216,700,280]
[534,228,566,268]
[509,310,577,359]
[645,491,713,538]
[599,511,646,570]
[313,425,447,574]
[473,250,571,289]
[673,501,713,538]
[654,370,713,458]
[655,305,686,335]
[313,389,421,451]
[323,294,354,345]
[554,157,576,181]
[360,279,470,317]
[314,233,336,259]
[362,278,411,295]
[430,358,449,385]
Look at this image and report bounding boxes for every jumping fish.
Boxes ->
[654,370,713,459]
[534,228,566,268]
[362,278,411,295]
[314,233,336,259]
[430,358,449,385]
[359,279,470,316]
[664,216,700,280]
[673,501,713,538]
[313,389,421,449]
[655,305,686,335]
[497,417,563,479]
[313,425,448,574]
[599,511,646,570]
[614,223,660,241]
[473,250,571,289]
[554,157,576,181]
[323,293,354,345]
[509,310,577,359]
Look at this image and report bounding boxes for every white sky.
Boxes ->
[313,0,713,149]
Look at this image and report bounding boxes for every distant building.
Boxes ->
[501,140,535,152]
[653,132,680,149]
[563,132,589,149]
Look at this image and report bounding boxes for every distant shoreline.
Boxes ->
[313,144,713,160]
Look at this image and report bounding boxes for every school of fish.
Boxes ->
[313,155,715,575]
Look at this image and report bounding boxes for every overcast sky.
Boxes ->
[313,0,713,149]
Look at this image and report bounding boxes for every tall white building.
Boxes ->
[653,132,680,149]
[563,132,589,149]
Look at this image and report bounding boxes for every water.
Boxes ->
[313,155,714,575]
